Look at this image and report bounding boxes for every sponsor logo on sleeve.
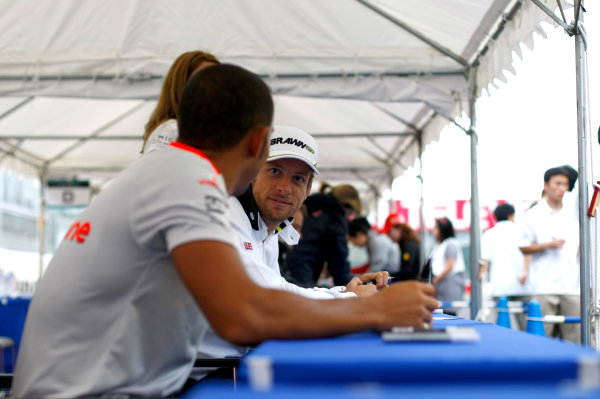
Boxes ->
[205,195,227,214]
[198,175,219,188]
[64,221,91,243]
[244,242,253,250]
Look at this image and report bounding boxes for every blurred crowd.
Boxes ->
[278,164,581,343]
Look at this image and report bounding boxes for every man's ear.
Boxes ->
[247,125,271,159]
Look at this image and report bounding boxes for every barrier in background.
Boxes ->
[525,299,581,337]
[439,297,582,338]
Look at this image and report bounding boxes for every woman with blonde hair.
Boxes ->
[141,51,220,154]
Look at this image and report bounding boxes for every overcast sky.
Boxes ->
[390,3,599,213]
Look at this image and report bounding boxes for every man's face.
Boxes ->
[348,232,368,247]
[544,174,569,203]
[252,158,313,228]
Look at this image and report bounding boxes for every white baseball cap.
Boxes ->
[268,126,319,175]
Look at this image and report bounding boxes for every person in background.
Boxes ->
[519,165,580,343]
[383,214,421,281]
[286,183,362,287]
[141,50,220,154]
[348,217,400,275]
[429,217,466,308]
[13,64,438,398]
[479,203,531,329]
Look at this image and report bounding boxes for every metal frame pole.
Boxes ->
[468,67,482,320]
[574,14,592,347]
[38,169,47,281]
[418,132,426,270]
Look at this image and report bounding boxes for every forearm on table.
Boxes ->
[227,288,382,345]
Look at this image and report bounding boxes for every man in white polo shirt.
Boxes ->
[13,64,438,398]
[519,165,580,343]
[197,126,390,362]
[480,203,531,329]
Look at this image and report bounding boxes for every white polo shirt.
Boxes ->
[142,119,178,154]
[228,196,355,298]
[13,143,236,398]
[520,198,579,295]
[481,220,530,296]
[196,195,355,362]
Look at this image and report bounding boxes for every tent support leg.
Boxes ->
[38,168,47,282]
[574,13,592,347]
[417,132,426,272]
[468,67,482,320]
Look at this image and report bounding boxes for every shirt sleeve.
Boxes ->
[443,240,458,260]
[278,277,357,299]
[518,218,536,247]
[481,231,491,261]
[131,163,236,254]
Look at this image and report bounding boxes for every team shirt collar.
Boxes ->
[169,142,221,175]
[236,186,299,245]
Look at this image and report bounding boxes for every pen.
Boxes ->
[428,263,432,284]
[365,276,394,285]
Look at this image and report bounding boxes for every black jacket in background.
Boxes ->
[286,193,353,287]
[394,239,421,281]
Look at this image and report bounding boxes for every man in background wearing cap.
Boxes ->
[519,165,580,343]
[286,181,362,287]
[195,126,391,366]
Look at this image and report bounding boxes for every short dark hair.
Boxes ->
[544,166,571,183]
[178,64,273,151]
[559,164,578,191]
[494,203,515,222]
[348,217,371,237]
[435,217,455,241]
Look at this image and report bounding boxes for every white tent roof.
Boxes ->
[0,0,564,194]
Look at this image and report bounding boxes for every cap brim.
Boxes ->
[268,154,319,175]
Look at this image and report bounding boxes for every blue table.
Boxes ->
[184,382,600,399]
[0,296,31,372]
[237,315,600,386]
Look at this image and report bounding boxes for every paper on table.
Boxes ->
[382,326,480,342]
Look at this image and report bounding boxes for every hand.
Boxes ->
[358,271,390,289]
[372,281,438,330]
[432,276,441,286]
[518,271,527,285]
[345,277,378,297]
[548,239,565,249]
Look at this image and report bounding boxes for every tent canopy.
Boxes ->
[0,0,563,196]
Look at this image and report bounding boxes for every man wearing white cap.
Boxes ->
[195,126,390,367]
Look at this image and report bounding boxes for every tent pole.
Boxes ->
[468,68,482,320]
[574,12,592,347]
[38,168,47,282]
[418,131,426,273]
